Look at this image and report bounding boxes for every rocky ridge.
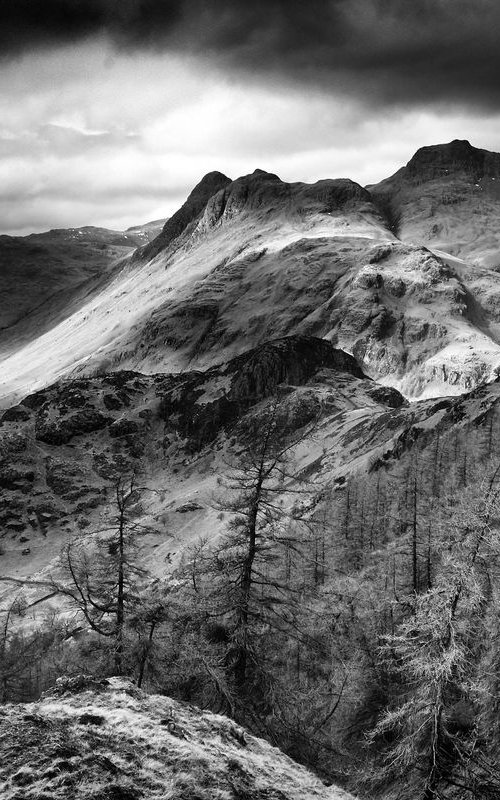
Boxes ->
[3,144,500,404]
[138,171,231,261]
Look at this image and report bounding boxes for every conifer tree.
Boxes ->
[178,399,318,700]
[364,480,500,800]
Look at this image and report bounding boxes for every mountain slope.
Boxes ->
[0,171,394,406]
[3,333,500,605]
[0,676,353,800]
[137,170,231,261]
[0,336,402,597]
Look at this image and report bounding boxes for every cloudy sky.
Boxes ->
[1,0,500,235]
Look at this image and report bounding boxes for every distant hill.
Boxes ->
[0,218,165,361]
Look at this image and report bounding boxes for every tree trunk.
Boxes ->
[233,474,262,688]
[137,620,157,688]
[115,490,126,675]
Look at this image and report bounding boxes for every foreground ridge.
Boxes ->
[0,675,355,800]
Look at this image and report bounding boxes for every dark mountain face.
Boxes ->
[403,139,500,184]
[196,170,374,231]
[0,333,410,588]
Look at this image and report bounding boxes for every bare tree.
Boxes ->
[55,474,166,676]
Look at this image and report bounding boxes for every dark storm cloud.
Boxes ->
[0,0,183,52]
[1,0,500,108]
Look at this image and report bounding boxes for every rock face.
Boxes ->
[403,139,500,183]
[0,676,354,800]
[196,170,373,233]
[158,336,365,450]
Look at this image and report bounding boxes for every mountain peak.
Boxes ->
[138,170,231,260]
[196,170,232,189]
[195,169,373,234]
[250,168,281,180]
[404,139,499,182]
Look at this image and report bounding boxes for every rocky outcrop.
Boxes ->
[227,336,364,398]
[35,409,112,446]
[1,405,31,423]
[0,676,353,800]
[0,465,35,492]
[371,140,500,193]
[45,458,86,498]
[159,336,366,451]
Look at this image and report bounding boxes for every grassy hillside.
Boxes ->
[0,676,353,800]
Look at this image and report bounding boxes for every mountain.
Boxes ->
[0,169,397,406]
[369,139,500,267]
[3,150,500,403]
[137,170,232,261]
[124,219,166,243]
[0,676,353,800]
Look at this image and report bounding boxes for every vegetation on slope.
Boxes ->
[3,363,500,798]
